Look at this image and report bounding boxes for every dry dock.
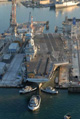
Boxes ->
[0,31,70,87]
[27,33,69,83]
[63,17,80,91]
[34,33,68,63]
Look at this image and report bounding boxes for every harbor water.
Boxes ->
[1,88,80,119]
[1,2,80,119]
[0,2,80,33]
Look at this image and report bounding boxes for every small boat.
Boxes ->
[28,95,41,111]
[41,86,58,94]
[19,86,37,94]
[64,114,71,119]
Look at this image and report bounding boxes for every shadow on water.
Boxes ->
[49,6,55,11]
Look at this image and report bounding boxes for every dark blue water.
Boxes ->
[0,88,80,119]
[0,2,80,119]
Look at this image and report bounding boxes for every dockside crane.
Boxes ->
[10,0,17,35]
[27,12,31,32]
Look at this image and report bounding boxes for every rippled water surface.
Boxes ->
[0,89,80,119]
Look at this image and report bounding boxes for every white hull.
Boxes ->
[19,87,37,94]
[28,104,40,111]
[64,115,71,119]
[28,95,41,111]
[55,1,80,8]
[41,88,58,94]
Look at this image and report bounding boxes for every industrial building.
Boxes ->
[8,43,20,53]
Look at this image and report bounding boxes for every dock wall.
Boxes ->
[68,87,80,93]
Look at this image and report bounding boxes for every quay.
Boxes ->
[0,54,24,87]
[68,84,80,93]
[62,16,80,92]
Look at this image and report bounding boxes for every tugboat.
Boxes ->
[64,114,71,119]
[28,95,41,111]
[19,86,37,94]
[41,86,58,94]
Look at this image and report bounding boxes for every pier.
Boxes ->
[62,16,80,92]
[0,54,24,87]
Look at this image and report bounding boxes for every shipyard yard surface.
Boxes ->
[1,2,80,119]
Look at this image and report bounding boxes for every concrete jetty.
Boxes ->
[0,54,24,87]
[62,16,80,91]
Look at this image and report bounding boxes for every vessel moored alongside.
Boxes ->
[64,114,71,119]
[19,86,37,94]
[41,86,58,94]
